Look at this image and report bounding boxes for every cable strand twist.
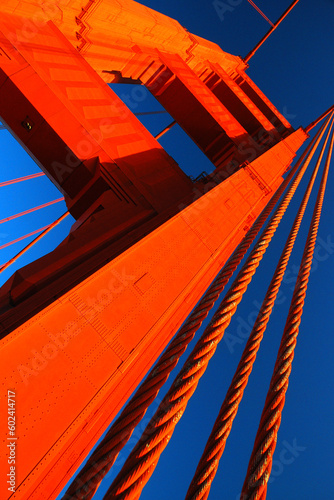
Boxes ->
[62,112,320,500]
[241,117,334,500]
[101,113,327,500]
[185,113,334,500]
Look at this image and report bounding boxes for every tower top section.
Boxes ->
[0,0,290,130]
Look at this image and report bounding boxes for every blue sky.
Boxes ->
[1,1,333,499]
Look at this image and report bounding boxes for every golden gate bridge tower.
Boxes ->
[0,0,332,499]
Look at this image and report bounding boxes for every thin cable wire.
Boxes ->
[155,120,176,140]
[62,120,325,500]
[0,226,52,251]
[101,110,329,500]
[0,198,64,225]
[241,121,334,500]
[185,114,334,500]
[0,212,70,274]
[0,172,45,187]
[247,0,274,27]
[134,111,168,116]
[244,0,300,63]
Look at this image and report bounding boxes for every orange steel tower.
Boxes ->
[0,1,309,499]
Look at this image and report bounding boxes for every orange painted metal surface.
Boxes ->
[63,128,314,498]
[185,116,332,500]
[0,0,291,144]
[0,14,192,225]
[236,69,292,131]
[137,50,249,168]
[0,129,306,500]
[195,61,278,137]
[0,2,309,499]
[242,116,334,500]
[103,126,313,500]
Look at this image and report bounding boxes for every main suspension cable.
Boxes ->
[185,113,334,500]
[101,107,329,500]
[305,103,334,133]
[62,119,324,500]
[241,120,334,500]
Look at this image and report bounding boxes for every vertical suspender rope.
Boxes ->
[0,198,64,225]
[244,0,300,64]
[246,1,274,27]
[154,120,177,140]
[101,115,331,500]
[0,172,45,187]
[0,225,53,251]
[185,113,334,500]
[0,212,70,274]
[62,117,326,500]
[241,122,334,500]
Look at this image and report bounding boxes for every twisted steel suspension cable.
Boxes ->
[101,117,330,500]
[241,120,334,500]
[62,122,324,500]
[185,113,334,500]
